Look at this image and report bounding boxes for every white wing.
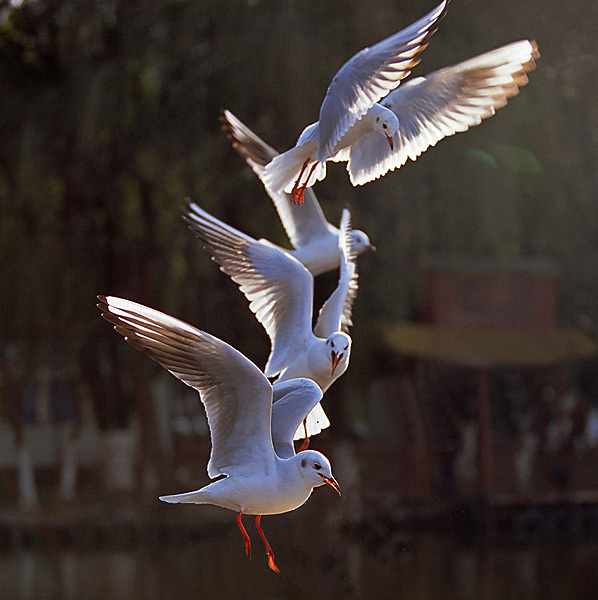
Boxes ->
[347,39,539,185]
[97,296,275,479]
[184,202,315,378]
[270,379,323,459]
[220,108,278,169]
[338,207,359,333]
[313,208,357,338]
[220,109,334,249]
[317,0,448,162]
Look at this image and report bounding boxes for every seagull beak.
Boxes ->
[385,134,394,151]
[320,474,341,496]
[367,243,377,252]
[330,351,343,376]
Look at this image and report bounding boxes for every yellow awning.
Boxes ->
[384,323,598,367]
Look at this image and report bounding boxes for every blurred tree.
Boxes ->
[0,0,596,454]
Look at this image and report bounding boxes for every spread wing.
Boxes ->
[270,379,323,459]
[184,202,315,377]
[220,109,334,249]
[347,39,539,185]
[317,0,449,161]
[97,296,275,479]
[313,208,358,337]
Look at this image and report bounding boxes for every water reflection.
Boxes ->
[3,517,598,599]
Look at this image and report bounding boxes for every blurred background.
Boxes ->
[0,0,597,598]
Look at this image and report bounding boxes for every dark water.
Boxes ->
[3,505,598,600]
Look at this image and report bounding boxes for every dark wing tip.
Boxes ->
[219,108,236,139]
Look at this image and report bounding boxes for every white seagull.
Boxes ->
[261,0,449,203]
[184,203,358,443]
[220,108,375,276]
[262,1,539,204]
[97,295,341,574]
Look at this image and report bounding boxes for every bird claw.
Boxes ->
[255,515,280,574]
[290,160,318,204]
[291,187,305,205]
[267,553,280,574]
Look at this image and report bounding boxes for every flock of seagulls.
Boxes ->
[98,0,539,574]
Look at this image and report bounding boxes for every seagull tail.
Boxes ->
[159,490,208,505]
[262,141,322,195]
[292,402,331,441]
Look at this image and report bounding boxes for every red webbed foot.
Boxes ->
[255,515,280,574]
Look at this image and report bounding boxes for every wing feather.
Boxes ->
[347,39,539,185]
[270,379,323,459]
[184,202,315,377]
[220,109,333,249]
[97,296,275,479]
[317,0,449,161]
[313,208,358,337]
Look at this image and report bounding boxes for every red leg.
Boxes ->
[255,515,280,574]
[237,512,251,560]
[298,419,310,452]
[294,162,318,205]
[290,159,310,204]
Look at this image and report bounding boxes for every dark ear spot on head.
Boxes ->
[301,458,306,468]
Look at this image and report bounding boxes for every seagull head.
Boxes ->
[298,451,341,495]
[371,104,399,150]
[350,229,376,254]
[325,332,351,377]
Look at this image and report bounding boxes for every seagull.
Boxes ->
[97,295,341,574]
[261,0,449,203]
[220,108,375,276]
[184,203,358,442]
[262,2,539,204]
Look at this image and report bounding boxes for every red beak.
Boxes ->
[331,351,343,376]
[386,134,394,150]
[320,474,342,495]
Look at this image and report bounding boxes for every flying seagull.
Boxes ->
[184,203,359,442]
[220,108,375,277]
[262,4,538,203]
[98,295,340,573]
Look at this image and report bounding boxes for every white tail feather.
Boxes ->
[159,490,207,504]
[262,141,319,195]
[293,402,330,440]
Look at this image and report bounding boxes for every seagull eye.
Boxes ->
[313,462,322,471]
[376,116,380,122]
[382,123,387,129]
[301,458,307,468]
[330,341,335,349]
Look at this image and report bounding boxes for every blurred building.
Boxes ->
[368,256,598,510]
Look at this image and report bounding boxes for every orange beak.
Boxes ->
[320,474,341,495]
[367,243,377,251]
[331,351,343,376]
[386,134,394,150]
